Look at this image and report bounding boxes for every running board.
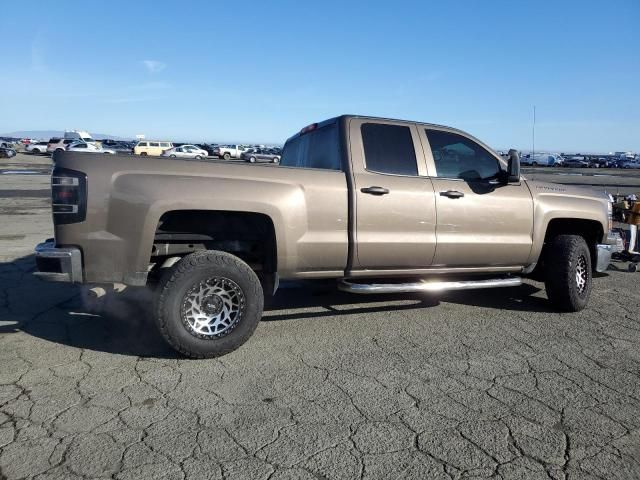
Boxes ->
[338,276,522,294]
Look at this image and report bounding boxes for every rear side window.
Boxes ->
[138,142,148,147]
[425,129,500,181]
[160,142,170,147]
[149,142,160,147]
[280,123,341,170]
[361,123,417,176]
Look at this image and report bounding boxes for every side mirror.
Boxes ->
[506,149,520,183]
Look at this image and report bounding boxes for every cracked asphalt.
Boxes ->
[0,154,639,479]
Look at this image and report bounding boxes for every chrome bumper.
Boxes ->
[34,240,83,283]
[595,244,613,273]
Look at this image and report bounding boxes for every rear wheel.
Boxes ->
[32,148,41,154]
[140,152,148,156]
[223,152,231,160]
[170,154,176,158]
[155,251,263,358]
[544,235,592,311]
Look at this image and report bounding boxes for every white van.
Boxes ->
[64,130,95,143]
[521,153,563,167]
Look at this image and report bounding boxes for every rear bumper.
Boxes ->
[595,243,613,273]
[34,240,83,283]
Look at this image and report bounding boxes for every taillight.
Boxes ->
[51,167,87,225]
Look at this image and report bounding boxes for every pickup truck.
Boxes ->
[35,115,615,358]
[213,144,247,160]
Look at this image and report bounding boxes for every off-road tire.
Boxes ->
[155,250,263,358]
[544,234,592,312]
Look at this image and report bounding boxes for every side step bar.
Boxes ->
[338,276,522,294]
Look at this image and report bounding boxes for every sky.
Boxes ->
[1,0,638,152]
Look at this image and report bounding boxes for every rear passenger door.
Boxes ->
[349,119,437,270]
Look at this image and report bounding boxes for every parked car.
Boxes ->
[196,144,217,156]
[591,157,615,168]
[621,160,640,169]
[101,142,134,154]
[47,138,77,153]
[36,114,615,358]
[134,141,173,156]
[25,141,49,154]
[161,145,208,159]
[0,147,16,158]
[213,144,247,160]
[563,156,591,168]
[241,148,280,163]
[66,141,116,154]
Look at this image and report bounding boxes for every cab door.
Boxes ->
[418,127,534,267]
[349,118,437,270]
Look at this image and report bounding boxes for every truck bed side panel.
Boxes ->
[53,153,349,284]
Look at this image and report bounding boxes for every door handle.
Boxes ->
[439,190,465,199]
[361,186,389,195]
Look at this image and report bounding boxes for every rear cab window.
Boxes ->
[361,123,418,176]
[280,121,341,170]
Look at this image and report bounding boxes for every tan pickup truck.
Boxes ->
[35,115,615,358]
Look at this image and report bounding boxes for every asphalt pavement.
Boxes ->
[0,153,639,479]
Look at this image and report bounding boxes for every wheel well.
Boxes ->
[150,210,277,275]
[543,218,603,266]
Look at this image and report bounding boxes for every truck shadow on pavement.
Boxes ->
[1,255,556,358]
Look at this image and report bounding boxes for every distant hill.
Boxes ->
[0,130,130,140]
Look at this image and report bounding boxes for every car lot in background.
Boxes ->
[134,140,172,156]
[161,144,208,159]
[24,141,49,154]
[66,141,116,154]
[240,147,281,163]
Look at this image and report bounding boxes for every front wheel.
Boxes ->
[544,235,592,311]
[155,251,263,358]
[249,156,256,163]
[195,155,203,160]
